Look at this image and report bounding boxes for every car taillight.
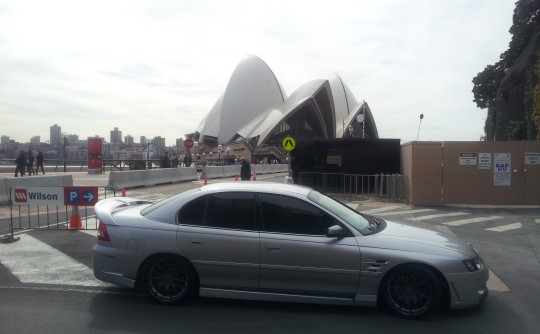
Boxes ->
[97,221,111,241]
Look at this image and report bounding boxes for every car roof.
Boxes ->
[200,182,313,197]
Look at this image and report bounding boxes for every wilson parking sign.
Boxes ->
[64,187,99,206]
[11,187,64,206]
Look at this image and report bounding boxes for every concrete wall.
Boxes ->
[401,141,540,206]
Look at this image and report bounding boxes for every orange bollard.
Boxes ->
[235,173,239,181]
[252,172,256,181]
[69,206,83,229]
[204,177,208,185]
[121,188,126,197]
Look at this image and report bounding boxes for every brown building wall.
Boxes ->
[401,141,540,206]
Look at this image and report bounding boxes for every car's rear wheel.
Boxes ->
[142,255,196,305]
[382,264,441,318]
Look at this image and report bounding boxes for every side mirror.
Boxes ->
[327,225,347,238]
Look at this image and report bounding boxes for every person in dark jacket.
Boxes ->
[26,150,35,175]
[36,150,45,174]
[14,150,26,177]
[240,157,251,181]
[160,151,171,168]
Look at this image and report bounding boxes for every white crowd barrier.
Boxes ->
[108,168,198,190]
[0,175,74,204]
[202,164,289,179]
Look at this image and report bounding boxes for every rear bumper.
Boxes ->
[92,245,137,288]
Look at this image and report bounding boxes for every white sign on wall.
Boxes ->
[525,152,540,165]
[494,153,511,186]
[478,153,491,169]
[459,152,477,165]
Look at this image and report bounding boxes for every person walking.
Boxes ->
[240,157,251,181]
[36,150,45,174]
[160,151,171,168]
[26,150,35,175]
[14,150,26,177]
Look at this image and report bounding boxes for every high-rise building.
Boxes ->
[30,136,41,145]
[1,135,10,144]
[50,124,61,145]
[110,127,122,144]
[140,136,147,146]
[124,135,134,147]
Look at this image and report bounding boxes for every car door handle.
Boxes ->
[267,247,282,252]
[191,241,202,246]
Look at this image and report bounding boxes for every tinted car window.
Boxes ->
[179,192,256,230]
[260,193,338,235]
[178,194,206,225]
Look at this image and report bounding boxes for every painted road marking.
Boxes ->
[361,205,405,214]
[486,223,522,232]
[407,212,470,221]
[375,209,436,217]
[0,234,110,287]
[443,216,504,227]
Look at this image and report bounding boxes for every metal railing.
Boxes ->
[7,186,116,232]
[298,172,407,202]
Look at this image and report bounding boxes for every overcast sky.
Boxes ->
[0,0,516,145]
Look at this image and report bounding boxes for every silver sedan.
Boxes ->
[92,182,488,318]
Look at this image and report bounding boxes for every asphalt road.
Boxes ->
[1,172,539,333]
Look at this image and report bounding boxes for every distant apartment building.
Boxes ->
[1,135,10,144]
[50,124,62,145]
[110,127,122,144]
[30,136,41,145]
[124,135,134,147]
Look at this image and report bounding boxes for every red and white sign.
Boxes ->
[184,138,194,148]
[11,187,65,206]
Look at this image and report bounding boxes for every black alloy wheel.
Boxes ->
[143,255,196,305]
[382,264,441,318]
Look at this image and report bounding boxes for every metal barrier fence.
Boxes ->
[298,172,407,202]
[7,186,116,232]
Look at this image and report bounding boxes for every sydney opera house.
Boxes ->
[189,55,379,162]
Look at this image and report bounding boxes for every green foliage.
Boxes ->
[532,60,540,140]
[473,0,540,109]
[472,63,504,109]
[504,120,528,141]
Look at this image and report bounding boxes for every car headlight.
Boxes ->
[463,257,485,272]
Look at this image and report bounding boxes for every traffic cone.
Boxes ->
[252,172,256,181]
[69,206,83,229]
[235,173,239,181]
[121,188,126,197]
[204,177,208,185]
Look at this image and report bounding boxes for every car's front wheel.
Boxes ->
[142,255,196,305]
[382,264,441,318]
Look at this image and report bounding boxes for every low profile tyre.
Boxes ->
[142,255,196,305]
[382,264,441,318]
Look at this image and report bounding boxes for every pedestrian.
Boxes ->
[160,151,171,168]
[36,150,45,174]
[14,150,26,177]
[172,154,179,168]
[240,157,251,181]
[26,150,35,175]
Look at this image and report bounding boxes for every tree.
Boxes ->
[472,62,504,109]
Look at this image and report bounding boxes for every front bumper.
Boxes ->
[445,267,489,309]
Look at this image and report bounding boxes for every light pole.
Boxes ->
[218,145,222,165]
[63,136,67,172]
[417,114,424,141]
[194,141,199,163]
